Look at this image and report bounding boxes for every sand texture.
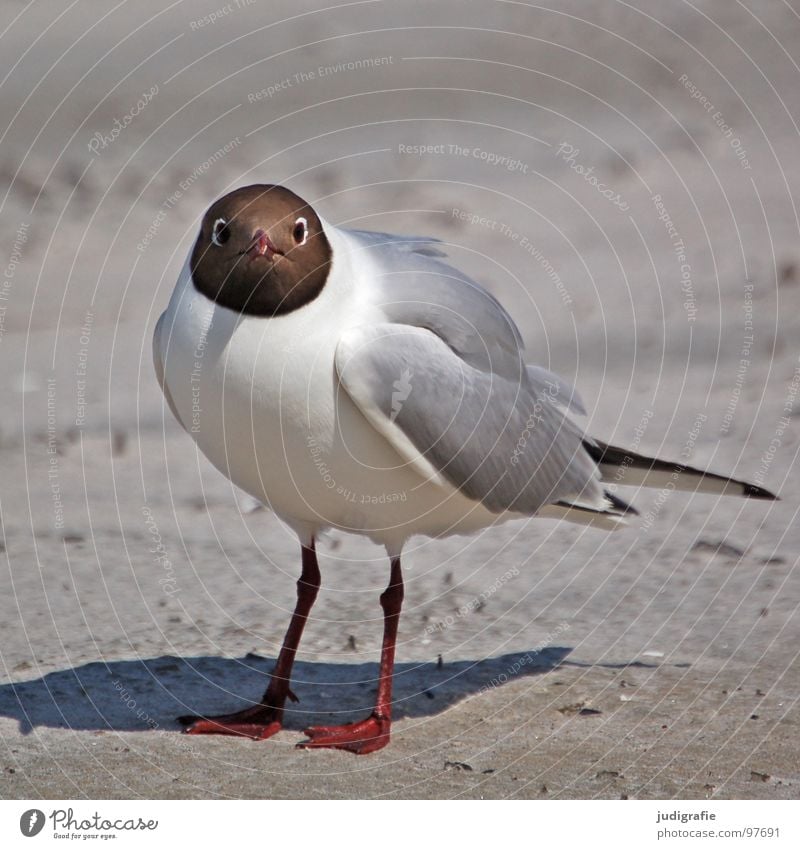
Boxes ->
[0,0,798,799]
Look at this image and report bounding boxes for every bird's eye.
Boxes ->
[211,218,231,246]
[292,217,308,246]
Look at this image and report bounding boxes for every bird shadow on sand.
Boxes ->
[0,648,595,734]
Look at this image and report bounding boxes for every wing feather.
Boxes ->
[336,323,606,515]
[345,227,524,378]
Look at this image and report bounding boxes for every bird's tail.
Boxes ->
[584,438,778,500]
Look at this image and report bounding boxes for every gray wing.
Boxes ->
[336,323,607,515]
[526,365,587,416]
[346,228,448,257]
[346,228,524,379]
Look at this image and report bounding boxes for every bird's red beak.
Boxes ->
[246,229,282,261]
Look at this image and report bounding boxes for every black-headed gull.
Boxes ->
[153,184,776,753]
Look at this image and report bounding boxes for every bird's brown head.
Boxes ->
[190,184,331,317]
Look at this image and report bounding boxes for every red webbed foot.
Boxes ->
[178,703,285,740]
[298,713,391,754]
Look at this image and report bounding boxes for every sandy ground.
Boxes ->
[1,0,799,799]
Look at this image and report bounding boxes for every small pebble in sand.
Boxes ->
[444,761,473,772]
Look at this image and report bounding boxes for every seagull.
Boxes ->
[153,184,776,754]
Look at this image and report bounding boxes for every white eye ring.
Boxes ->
[211,218,229,246]
[293,216,308,246]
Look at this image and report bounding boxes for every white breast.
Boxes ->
[155,226,499,551]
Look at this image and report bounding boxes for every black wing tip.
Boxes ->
[554,491,639,518]
[604,490,639,516]
[742,482,780,501]
[586,438,781,503]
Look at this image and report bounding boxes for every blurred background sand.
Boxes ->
[0,0,798,799]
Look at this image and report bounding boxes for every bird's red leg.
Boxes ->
[179,540,321,739]
[299,556,403,754]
